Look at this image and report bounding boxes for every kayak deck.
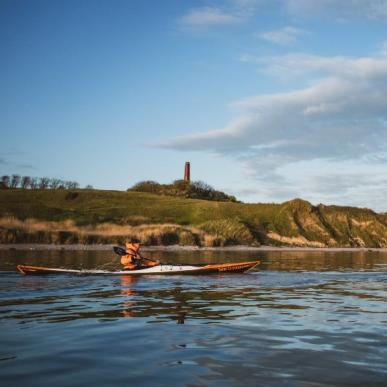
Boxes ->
[17,261,260,276]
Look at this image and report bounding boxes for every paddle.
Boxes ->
[113,246,128,256]
[113,246,157,263]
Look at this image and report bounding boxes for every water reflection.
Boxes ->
[120,276,137,318]
[1,248,387,272]
[1,271,387,328]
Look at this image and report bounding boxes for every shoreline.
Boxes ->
[1,244,386,252]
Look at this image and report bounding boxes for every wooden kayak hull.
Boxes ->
[16,261,260,276]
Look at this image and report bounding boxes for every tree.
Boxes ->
[65,181,79,189]
[30,177,38,189]
[39,177,50,189]
[191,180,214,192]
[58,180,66,189]
[1,175,10,188]
[10,174,21,188]
[49,178,61,189]
[85,185,93,189]
[21,176,31,189]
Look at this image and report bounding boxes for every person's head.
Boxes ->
[126,238,141,252]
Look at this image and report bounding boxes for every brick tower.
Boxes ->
[184,162,190,183]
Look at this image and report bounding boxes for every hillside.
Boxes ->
[1,189,387,247]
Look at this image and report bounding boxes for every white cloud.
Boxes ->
[242,52,387,79]
[177,7,241,28]
[285,0,387,21]
[380,40,387,56]
[177,1,262,30]
[259,26,305,45]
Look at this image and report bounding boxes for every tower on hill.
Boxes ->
[184,162,190,183]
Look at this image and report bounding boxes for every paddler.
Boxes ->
[121,239,159,270]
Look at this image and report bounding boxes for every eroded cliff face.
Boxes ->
[1,189,387,247]
[264,199,387,248]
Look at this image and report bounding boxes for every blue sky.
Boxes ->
[1,0,387,210]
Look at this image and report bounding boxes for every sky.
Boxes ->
[1,0,387,210]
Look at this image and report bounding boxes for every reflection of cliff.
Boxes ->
[260,251,379,271]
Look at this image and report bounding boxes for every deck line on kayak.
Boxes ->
[16,261,260,276]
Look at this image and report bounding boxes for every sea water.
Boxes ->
[0,249,387,386]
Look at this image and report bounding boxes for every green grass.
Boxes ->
[0,189,274,226]
[1,189,387,247]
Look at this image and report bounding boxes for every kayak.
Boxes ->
[16,261,260,276]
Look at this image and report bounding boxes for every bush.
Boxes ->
[131,181,161,194]
[128,180,237,202]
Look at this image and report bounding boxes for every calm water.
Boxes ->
[1,249,387,386]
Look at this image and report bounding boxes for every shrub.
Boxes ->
[131,181,161,194]
[128,179,237,202]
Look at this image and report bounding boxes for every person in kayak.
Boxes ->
[121,239,159,270]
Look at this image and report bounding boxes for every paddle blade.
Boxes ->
[113,246,127,256]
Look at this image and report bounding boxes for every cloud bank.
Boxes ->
[158,50,387,209]
[160,52,387,163]
[177,0,387,31]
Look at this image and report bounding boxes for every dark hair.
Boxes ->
[130,238,141,244]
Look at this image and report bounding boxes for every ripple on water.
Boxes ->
[1,251,387,386]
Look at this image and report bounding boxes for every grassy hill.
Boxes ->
[1,189,387,247]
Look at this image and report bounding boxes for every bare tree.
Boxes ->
[10,174,21,188]
[1,175,10,188]
[67,181,79,189]
[21,176,31,189]
[58,180,66,189]
[30,177,38,189]
[192,181,214,192]
[85,185,93,189]
[39,177,50,189]
[50,178,61,189]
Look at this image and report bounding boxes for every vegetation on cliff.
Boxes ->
[129,180,237,202]
[0,189,386,247]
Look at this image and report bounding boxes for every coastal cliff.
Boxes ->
[0,190,386,247]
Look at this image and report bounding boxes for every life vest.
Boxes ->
[125,242,140,255]
[121,242,142,268]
